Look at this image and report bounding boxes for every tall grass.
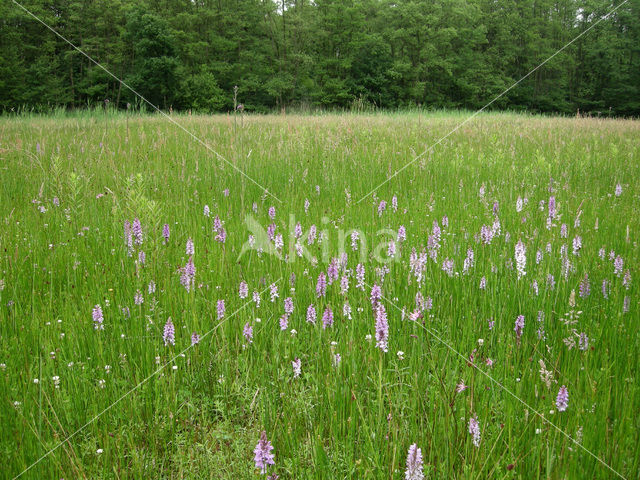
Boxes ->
[0,112,638,479]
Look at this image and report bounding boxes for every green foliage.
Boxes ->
[0,0,639,114]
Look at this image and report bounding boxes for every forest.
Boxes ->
[1,0,638,115]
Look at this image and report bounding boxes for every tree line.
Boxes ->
[1,0,638,115]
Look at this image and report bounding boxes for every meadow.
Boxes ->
[0,111,638,479]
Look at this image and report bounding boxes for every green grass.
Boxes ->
[0,111,638,479]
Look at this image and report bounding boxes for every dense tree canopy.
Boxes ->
[0,0,638,115]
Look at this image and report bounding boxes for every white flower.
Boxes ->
[397,351,405,360]
[96,448,103,455]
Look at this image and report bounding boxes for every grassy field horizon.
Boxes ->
[0,111,638,479]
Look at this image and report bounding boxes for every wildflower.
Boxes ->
[134,290,143,305]
[468,416,481,447]
[148,280,156,294]
[561,224,568,238]
[338,300,350,319]
[556,385,569,412]
[602,279,609,299]
[623,270,631,289]
[253,291,261,308]
[333,353,342,367]
[239,281,249,299]
[254,431,275,474]
[378,200,386,216]
[547,273,556,290]
[463,248,474,274]
[327,259,340,284]
[269,283,279,302]
[579,274,590,298]
[284,297,294,315]
[397,225,406,242]
[572,236,582,255]
[186,238,194,256]
[163,318,175,346]
[441,258,454,277]
[304,198,310,213]
[387,240,396,258]
[268,206,276,220]
[578,332,588,351]
[162,224,170,243]
[204,205,210,217]
[548,196,557,219]
[356,264,365,290]
[375,303,389,352]
[479,276,486,290]
[292,358,301,378]
[370,284,382,308]
[274,234,283,250]
[316,272,327,298]
[614,255,624,276]
[405,443,424,480]
[296,304,312,327]
[180,257,196,292]
[515,240,526,278]
[279,314,289,330]
[514,315,525,339]
[339,275,350,295]
[215,228,226,243]
[307,225,316,244]
[213,215,223,232]
[532,280,539,296]
[480,225,494,244]
[138,250,146,265]
[124,220,132,247]
[350,230,359,250]
[132,218,143,245]
[243,323,253,344]
[191,332,200,345]
[92,305,104,330]
[391,195,398,212]
[216,300,225,319]
[322,306,334,329]
[615,183,622,196]
[456,381,468,393]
